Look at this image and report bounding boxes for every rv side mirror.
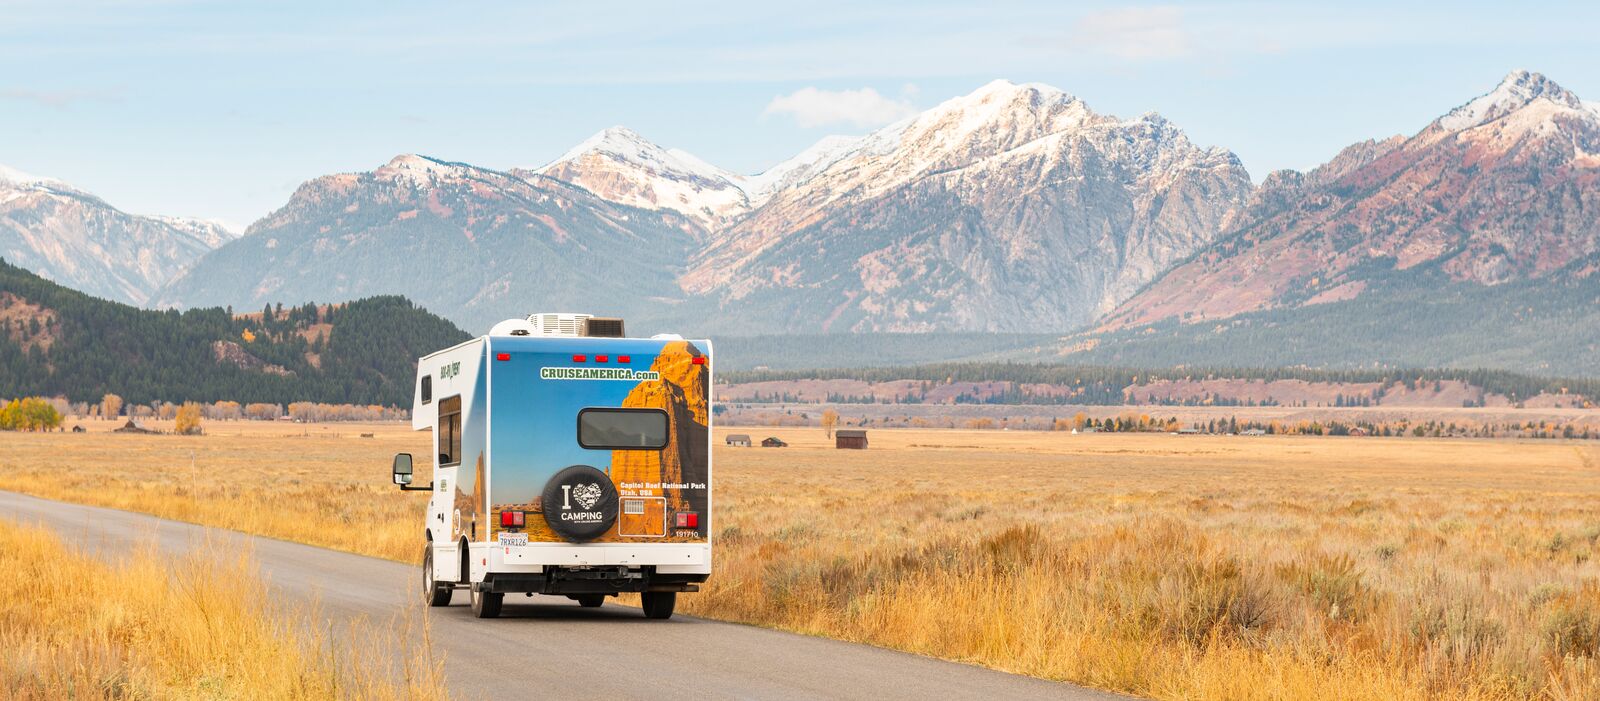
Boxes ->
[392,453,414,486]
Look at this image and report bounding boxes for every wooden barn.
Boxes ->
[835,429,868,449]
[113,419,158,435]
[725,434,751,447]
[761,437,787,448]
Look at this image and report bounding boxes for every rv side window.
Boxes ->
[420,375,432,404]
[438,395,462,465]
[578,408,669,450]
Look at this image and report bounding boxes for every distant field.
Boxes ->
[3,420,1598,700]
[724,400,1600,435]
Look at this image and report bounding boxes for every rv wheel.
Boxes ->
[576,594,605,608]
[470,587,503,619]
[641,591,676,620]
[422,545,452,607]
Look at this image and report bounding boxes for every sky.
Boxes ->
[4,1,1599,229]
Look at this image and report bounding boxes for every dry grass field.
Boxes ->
[0,519,446,700]
[3,418,1600,700]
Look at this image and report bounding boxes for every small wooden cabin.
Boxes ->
[835,429,868,449]
[726,434,751,447]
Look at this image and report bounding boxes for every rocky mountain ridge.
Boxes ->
[155,154,699,333]
[679,80,1252,332]
[1101,70,1600,330]
[0,165,236,305]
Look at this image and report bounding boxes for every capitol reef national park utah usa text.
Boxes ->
[5,2,1600,700]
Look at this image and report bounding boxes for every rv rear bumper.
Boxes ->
[475,567,707,595]
[487,541,710,573]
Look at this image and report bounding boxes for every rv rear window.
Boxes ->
[578,409,669,450]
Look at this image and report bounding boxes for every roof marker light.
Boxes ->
[692,357,707,365]
[596,354,609,363]
[573,354,587,363]
[496,353,510,361]
[618,355,631,363]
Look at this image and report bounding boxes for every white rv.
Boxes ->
[392,313,712,619]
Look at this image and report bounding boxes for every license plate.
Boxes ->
[498,532,528,547]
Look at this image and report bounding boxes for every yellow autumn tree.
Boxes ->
[175,402,203,435]
[100,393,123,420]
[821,409,838,438]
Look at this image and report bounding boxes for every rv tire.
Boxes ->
[422,545,452,607]
[576,594,605,608]
[641,591,675,620]
[470,587,503,619]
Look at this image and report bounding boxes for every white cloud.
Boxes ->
[764,86,919,128]
[1072,5,1192,61]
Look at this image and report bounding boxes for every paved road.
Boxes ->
[2,490,1130,700]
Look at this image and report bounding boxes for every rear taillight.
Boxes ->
[500,510,525,527]
[675,512,699,528]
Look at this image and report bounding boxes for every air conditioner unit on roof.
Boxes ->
[526,313,591,337]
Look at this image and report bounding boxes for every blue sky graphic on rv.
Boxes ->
[456,364,487,539]
[487,336,676,503]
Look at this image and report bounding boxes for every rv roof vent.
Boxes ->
[525,313,592,337]
[582,317,625,338]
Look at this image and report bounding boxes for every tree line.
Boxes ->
[0,258,468,407]
[720,363,1600,406]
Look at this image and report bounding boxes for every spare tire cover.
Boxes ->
[541,465,618,542]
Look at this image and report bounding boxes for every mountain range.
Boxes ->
[5,70,1598,374]
[0,165,235,305]
[1100,69,1600,330]
[154,78,1252,335]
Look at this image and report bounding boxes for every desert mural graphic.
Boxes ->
[488,340,709,544]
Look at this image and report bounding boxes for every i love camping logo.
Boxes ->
[542,465,618,542]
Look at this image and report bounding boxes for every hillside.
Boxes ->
[0,164,234,305]
[1051,265,1600,375]
[0,258,468,406]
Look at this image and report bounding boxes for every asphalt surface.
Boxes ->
[2,490,1130,700]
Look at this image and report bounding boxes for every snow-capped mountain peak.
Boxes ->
[539,126,740,185]
[0,163,56,187]
[1436,70,1586,132]
[376,154,480,186]
[528,127,751,232]
[743,134,865,204]
[854,79,1099,180]
[144,215,241,248]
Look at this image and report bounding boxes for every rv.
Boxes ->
[392,313,712,619]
